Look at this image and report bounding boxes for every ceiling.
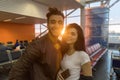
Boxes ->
[33,0,81,10]
[0,11,46,24]
[0,0,81,24]
[33,0,109,9]
[0,0,109,24]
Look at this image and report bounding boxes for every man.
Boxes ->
[9,7,64,80]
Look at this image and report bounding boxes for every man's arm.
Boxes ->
[9,40,42,80]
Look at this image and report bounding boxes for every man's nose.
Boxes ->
[55,22,60,27]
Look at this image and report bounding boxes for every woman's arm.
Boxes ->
[81,62,92,76]
[80,62,93,80]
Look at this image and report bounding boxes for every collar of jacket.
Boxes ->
[48,33,58,44]
[48,33,60,50]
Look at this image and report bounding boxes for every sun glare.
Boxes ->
[61,27,66,35]
[58,27,66,40]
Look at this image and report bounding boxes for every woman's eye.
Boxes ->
[71,32,76,36]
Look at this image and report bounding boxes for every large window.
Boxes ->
[34,23,47,37]
[63,8,81,26]
[108,1,120,46]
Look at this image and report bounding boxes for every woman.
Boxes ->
[57,23,93,80]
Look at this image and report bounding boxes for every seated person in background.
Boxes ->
[19,41,25,49]
[6,41,14,50]
[14,45,21,51]
[23,40,29,47]
[57,23,93,80]
[12,40,21,51]
[0,42,9,53]
[13,40,19,49]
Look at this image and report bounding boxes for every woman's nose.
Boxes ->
[67,34,72,38]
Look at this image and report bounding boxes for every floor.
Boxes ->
[93,50,112,80]
[0,49,117,80]
[0,73,8,80]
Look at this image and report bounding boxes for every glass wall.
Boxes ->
[34,23,47,37]
[85,7,109,47]
[63,8,81,26]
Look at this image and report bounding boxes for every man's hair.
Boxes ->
[46,7,64,21]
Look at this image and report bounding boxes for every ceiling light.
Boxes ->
[3,19,12,22]
[15,16,26,20]
[75,0,85,6]
[75,0,93,3]
[75,0,80,3]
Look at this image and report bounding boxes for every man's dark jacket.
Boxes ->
[9,34,60,80]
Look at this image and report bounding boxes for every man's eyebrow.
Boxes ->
[58,20,63,22]
[50,20,55,21]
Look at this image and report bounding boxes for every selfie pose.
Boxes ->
[57,23,93,80]
[9,7,64,80]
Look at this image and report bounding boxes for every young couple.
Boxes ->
[9,7,92,80]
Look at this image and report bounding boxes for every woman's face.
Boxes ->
[64,28,78,45]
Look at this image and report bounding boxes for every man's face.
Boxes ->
[48,15,64,38]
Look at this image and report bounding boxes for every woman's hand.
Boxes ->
[57,72,64,80]
[57,69,70,80]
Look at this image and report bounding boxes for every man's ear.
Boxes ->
[47,23,49,29]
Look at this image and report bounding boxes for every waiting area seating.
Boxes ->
[0,42,107,74]
[0,40,29,67]
[0,51,9,63]
[0,49,24,64]
[86,43,108,68]
[0,49,24,73]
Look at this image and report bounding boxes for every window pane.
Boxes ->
[63,10,67,16]
[67,8,80,17]
[43,23,47,26]
[66,17,80,25]
[35,24,40,29]
[90,2,101,8]
[41,25,47,29]
[35,29,40,33]
[35,33,40,37]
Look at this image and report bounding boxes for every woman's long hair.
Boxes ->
[61,23,86,55]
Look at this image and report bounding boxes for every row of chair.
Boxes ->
[0,49,24,66]
[0,49,25,73]
[86,43,108,68]
[0,43,107,73]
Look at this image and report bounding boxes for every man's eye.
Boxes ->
[58,21,63,24]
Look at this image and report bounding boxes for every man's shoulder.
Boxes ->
[38,34,48,42]
[29,34,52,49]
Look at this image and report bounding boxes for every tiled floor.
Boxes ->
[93,50,112,80]
[0,73,8,80]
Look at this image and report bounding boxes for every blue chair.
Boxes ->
[0,51,9,63]
[11,51,21,60]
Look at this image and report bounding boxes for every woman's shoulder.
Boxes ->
[76,51,87,54]
[76,51,90,64]
[76,51,89,57]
